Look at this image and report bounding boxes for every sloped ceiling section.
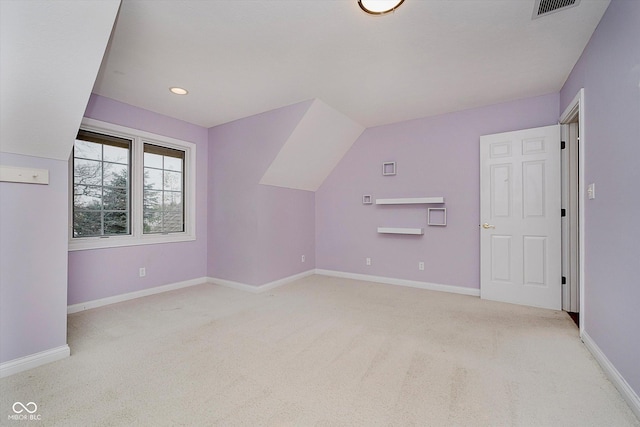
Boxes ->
[260,100,365,192]
[0,0,121,161]
[90,1,610,129]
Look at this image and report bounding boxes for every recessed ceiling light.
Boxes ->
[169,87,188,95]
[358,0,404,15]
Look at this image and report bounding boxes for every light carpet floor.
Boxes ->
[1,275,638,426]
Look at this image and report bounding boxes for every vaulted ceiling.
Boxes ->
[1,1,611,162]
[93,0,610,129]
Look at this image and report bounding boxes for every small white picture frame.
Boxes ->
[382,162,396,176]
[428,208,447,226]
[362,195,372,204]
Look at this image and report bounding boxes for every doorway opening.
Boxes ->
[559,88,585,335]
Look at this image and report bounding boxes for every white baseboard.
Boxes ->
[68,270,477,313]
[581,332,640,420]
[261,269,315,291]
[67,277,209,314]
[67,269,476,312]
[207,276,262,293]
[315,269,480,297]
[209,269,315,293]
[0,345,70,378]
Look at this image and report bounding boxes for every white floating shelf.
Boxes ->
[375,197,444,205]
[377,227,425,235]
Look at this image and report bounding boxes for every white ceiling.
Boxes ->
[94,0,610,129]
[0,0,120,160]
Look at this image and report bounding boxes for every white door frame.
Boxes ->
[559,88,585,337]
[561,122,579,313]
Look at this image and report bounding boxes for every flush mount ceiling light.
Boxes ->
[358,0,404,15]
[169,87,188,95]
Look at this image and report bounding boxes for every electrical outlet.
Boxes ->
[139,267,146,277]
[301,255,305,263]
[366,257,371,266]
[418,262,424,271]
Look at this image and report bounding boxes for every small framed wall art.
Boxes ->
[427,208,447,226]
[382,162,396,176]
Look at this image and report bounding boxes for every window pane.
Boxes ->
[163,191,182,209]
[144,168,163,190]
[73,211,102,237]
[74,140,102,161]
[74,159,102,186]
[163,210,184,233]
[103,144,129,164]
[143,212,162,234]
[164,156,182,172]
[144,152,163,169]
[104,163,128,188]
[74,185,102,209]
[144,189,162,211]
[103,187,128,210]
[103,212,128,235]
[164,170,182,191]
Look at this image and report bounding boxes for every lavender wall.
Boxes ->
[0,153,68,363]
[67,95,209,305]
[560,0,640,397]
[208,101,316,286]
[316,94,559,289]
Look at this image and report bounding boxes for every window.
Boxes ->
[143,144,184,234]
[73,130,131,237]
[70,118,196,251]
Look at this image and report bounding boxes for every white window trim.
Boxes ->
[69,118,196,251]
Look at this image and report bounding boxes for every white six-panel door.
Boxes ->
[480,125,562,310]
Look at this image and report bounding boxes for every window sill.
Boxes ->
[68,233,196,252]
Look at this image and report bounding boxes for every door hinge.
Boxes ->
[562,276,567,285]
[561,140,566,149]
[561,208,566,217]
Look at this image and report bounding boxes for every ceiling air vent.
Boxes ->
[532,0,580,19]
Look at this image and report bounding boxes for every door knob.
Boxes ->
[482,223,496,229]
